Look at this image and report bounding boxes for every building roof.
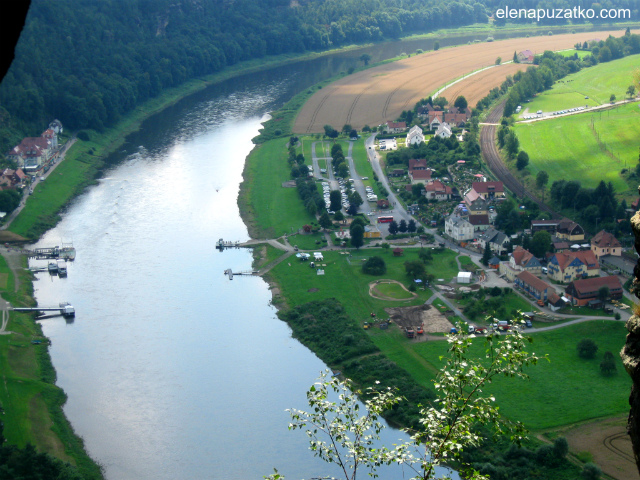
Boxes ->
[516,270,550,292]
[409,159,427,171]
[410,169,432,181]
[550,250,599,271]
[556,218,583,236]
[386,121,406,129]
[567,275,622,296]
[468,214,490,226]
[472,181,504,194]
[512,246,540,268]
[591,230,621,249]
[424,180,452,195]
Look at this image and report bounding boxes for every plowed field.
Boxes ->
[293,30,632,133]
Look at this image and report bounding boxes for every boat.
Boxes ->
[59,242,76,260]
[47,262,58,274]
[57,259,67,277]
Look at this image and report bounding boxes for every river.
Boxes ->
[28,26,609,479]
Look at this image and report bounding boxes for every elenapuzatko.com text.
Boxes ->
[495,6,631,22]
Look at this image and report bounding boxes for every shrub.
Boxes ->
[77,130,90,141]
[581,462,601,480]
[577,338,598,359]
[362,256,386,275]
[600,351,617,376]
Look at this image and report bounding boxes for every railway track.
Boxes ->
[479,100,561,219]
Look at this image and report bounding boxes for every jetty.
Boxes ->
[12,302,75,318]
[27,243,76,261]
[216,238,255,250]
[224,269,258,280]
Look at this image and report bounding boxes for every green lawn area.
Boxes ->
[239,137,316,238]
[519,53,640,112]
[289,232,327,250]
[514,101,640,195]
[412,320,630,430]
[269,247,457,320]
[375,281,415,299]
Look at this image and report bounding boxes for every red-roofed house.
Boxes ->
[408,169,432,185]
[468,214,490,231]
[517,49,534,63]
[409,159,427,171]
[470,181,505,200]
[515,271,552,305]
[384,121,407,134]
[591,230,622,259]
[547,250,599,283]
[423,180,452,201]
[565,276,623,306]
[7,137,52,171]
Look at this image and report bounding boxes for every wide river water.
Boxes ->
[28,27,607,479]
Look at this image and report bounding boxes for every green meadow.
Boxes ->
[268,247,458,319]
[238,137,317,238]
[413,321,630,430]
[518,53,640,115]
[514,101,640,195]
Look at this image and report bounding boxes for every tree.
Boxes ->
[516,151,529,170]
[504,131,519,158]
[600,351,617,376]
[433,41,439,51]
[404,260,425,279]
[388,221,398,235]
[362,256,386,275]
[597,286,609,306]
[577,338,598,359]
[407,219,417,233]
[418,248,432,264]
[495,56,502,65]
[330,190,342,212]
[277,326,540,480]
[334,210,344,222]
[481,242,492,266]
[513,50,519,63]
[610,93,616,103]
[359,53,371,66]
[628,85,636,99]
[536,170,549,200]
[350,224,364,249]
[319,211,332,229]
[581,462,602,480]
[453,96,468,111]
[398,219,408,233]
[529,230,551,258]
[342,124,352,135]
[324,125,339,138]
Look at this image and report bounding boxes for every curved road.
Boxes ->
[479,101,560,218]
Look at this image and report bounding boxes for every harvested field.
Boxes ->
[439,62,527,108]
[563,416,636,480]
[385,304,452,333]
[293,30,634,133]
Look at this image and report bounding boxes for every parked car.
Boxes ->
[525,319,533,328]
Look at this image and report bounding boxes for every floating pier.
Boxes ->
[12,302,75,318]
[224,269,258,280]
[216,238,253,250]
[27,244,76,261]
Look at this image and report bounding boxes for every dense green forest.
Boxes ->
[1,0,638,153]
[0,0,489,153]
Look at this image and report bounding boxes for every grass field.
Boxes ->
[413,320,630,430]
[514,101,640,195]
[238,137,317,238]
[269,247,456,319]
[518,54,640,115]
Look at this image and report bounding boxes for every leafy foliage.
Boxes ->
[577,338,598,359]
[362,256,386,275]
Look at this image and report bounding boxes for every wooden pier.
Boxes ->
[224,269,258,280]
[27,244,76,260]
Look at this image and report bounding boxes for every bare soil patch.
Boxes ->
[563,416,636,480]
[385,304,453,334]
[293,30,633,133]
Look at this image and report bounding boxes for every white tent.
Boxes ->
[457,272,472,284]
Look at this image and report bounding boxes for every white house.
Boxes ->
[406,125,425,145]
[435,122,452,139]
[445,215,474,242]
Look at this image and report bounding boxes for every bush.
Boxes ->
[600,351,616,376]
[577,338,598,359]
[77,130,90,141]
[362,256,386,276]
[581,462,601,480]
